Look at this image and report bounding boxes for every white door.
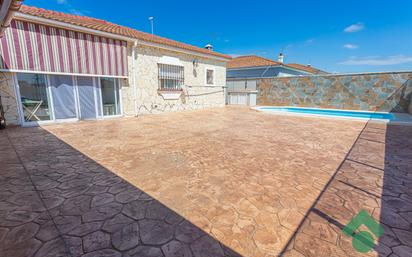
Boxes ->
[229,93,248,105]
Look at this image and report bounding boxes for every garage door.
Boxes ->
[228,93,248,105]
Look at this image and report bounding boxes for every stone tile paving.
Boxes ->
[1,127,237,257]
[0,107,410,256]
[283,122,412,257]
[0,128,69,257]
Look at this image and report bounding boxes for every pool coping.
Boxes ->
[252,106,412,126]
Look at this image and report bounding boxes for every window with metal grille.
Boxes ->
[206,69,214,85]
[158,64,184,90]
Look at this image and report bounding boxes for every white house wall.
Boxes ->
[123,44,226,115]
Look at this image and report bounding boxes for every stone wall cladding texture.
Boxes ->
[0,45,227,125]
[124,45,226,115]
[257,72,412,113]
[0,72,19,125]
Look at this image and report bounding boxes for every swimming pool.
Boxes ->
[256,107,395,120]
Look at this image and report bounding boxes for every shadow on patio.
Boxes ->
[0,127,242,257]
[281,122,412,257]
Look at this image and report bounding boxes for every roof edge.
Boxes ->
[15,12,133,41]
[0,0,22,37]
[15,7,231,61]
[228,55,327,74]
[228,64,313,74]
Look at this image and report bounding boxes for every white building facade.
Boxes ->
[0,6,230,126]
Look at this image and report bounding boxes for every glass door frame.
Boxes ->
[13,72,56,127]
[49,74,79,124]
[74,76,101,120]
[97,77,123,118]
[14,73,82,127]
[14,72,124,127]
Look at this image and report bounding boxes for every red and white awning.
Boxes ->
[0,19,128,77]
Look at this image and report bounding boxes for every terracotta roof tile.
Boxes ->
[228,55,327,74]
[18,5,231,60]
[227,55,281,69]
[286,63,327,74]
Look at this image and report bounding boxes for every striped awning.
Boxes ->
[0,19,128,77]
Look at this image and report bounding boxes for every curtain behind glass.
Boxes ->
[77,76,97,120]
[49,75,76,119]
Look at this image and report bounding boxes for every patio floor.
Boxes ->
[1,107,411,257]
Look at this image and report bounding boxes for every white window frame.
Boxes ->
[205,67,215,86]
[158,63,185,91]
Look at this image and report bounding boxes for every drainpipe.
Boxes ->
[132,41,138,116]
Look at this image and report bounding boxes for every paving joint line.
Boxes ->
[5,129,75,257]
[278,121,370,256]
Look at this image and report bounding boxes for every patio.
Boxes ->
[1,107,411,257]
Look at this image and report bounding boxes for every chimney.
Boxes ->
[278,53,284,63]
[204,43,213,51]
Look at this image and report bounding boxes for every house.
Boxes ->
[225,54,327,105]
[0,4,231,127]
[227,54,326,80]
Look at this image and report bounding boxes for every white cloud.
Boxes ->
[343,44,358,49]
[340,55,412,66]
[56,0,90,16]
[69,9,85,16]
[305,38,315,44]
[344,23,364,33]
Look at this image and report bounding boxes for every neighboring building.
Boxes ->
[284,63,326,75]
[0,5,231,126]
[227,54,326,79]
[226,54,327,105]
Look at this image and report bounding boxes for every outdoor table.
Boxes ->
[21,98,44,121]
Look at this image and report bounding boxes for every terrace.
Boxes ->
[1,106,411,257]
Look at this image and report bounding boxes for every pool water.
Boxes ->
[258,107,395,120]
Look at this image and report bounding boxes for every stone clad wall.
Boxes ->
[123,45,226,115]
[0,43,227,126]
[121,45,136,116]
[0,72,19,125]
[257,72,412,113]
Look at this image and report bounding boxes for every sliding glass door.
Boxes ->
[77,76,98,120]
[49,75,77,120]
[16,73,122,125]
[100,77,121,116]
[16,73,52,122]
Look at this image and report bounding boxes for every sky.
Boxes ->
[24,0,412,73]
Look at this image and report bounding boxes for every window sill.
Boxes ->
[158,88,183,92]
[158,89,183,100]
